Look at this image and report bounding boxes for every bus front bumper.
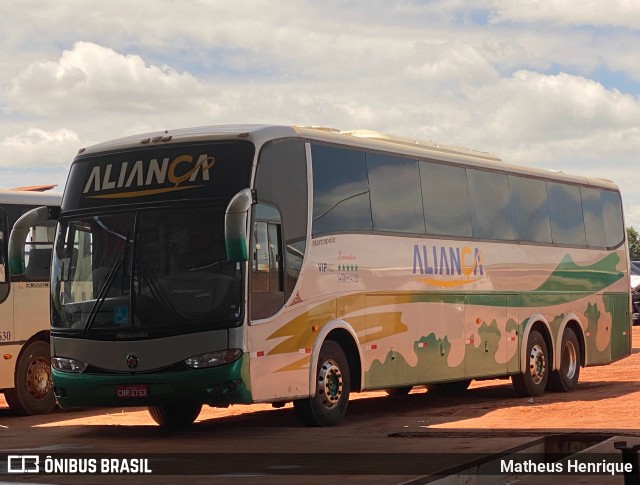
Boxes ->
[52,355,252,409]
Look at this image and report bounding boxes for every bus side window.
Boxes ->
[253,221,270,291]
[255,140,308,304]
[24,222,56,282]
[0,230,5,283]
[267,222,283,293]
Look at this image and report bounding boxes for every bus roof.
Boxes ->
[10,184,58,192]
[0,188,62,206]
[74,124,619,191]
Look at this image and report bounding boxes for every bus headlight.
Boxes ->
[184,349,243,369]
[52,357,88,373]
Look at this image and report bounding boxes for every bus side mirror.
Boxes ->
[8,206,54,276]
[225,188,254,262]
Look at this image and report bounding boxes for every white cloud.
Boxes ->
[406,40,499,87]
[0,127,78,189]
[0,1,640,228]
[491,0,640,29]
[625,204,640,231]
[6,42,206,116]
[471,71,640,147]
[0,127,80,168]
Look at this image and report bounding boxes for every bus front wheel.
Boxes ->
[5,340,56,415]
[512,329,548,397]
[294,340,350,426]
[148,402,202,427]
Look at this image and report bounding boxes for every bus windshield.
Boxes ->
[51,205,242,336]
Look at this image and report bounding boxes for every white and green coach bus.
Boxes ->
[0,187,60,414]
[15,125,630,426]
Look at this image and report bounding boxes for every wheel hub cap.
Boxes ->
[318,359,343,410]
[27,357,52,400]
[563,341,578,379]
[529,344,546,385]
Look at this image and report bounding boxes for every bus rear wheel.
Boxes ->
[5,340,56,415]
[148,402,202,427]
[512,329,548,397]
[294,340,350,426]
[547,328,581,392]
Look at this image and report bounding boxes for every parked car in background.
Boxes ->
[632,261,640,324]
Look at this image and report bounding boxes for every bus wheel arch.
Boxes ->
[293,326,361,426]
[553,319,586,370]
[512,320,552,397]
[324,328,362,393]
[5,335,56,415]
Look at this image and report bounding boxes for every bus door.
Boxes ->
[250,204,284,320]
[0,209,15,389]
[0,208,9,302]
[12,220,56,340]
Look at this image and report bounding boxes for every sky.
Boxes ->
[2,0,640,228]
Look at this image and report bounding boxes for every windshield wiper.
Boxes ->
[82,257,124,334]
[82,229,132,334]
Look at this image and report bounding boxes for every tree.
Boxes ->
[628,226,640,261]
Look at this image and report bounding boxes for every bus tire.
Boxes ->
[511,329,548,397]
[4,340,56,415]
[547,328,581,392]
[385,386,412,396]
[294,340,350,427]
[427,379,471,394]
[148,402,202,427]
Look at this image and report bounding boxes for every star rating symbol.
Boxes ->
[338,264,359,272]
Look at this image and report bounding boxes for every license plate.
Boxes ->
[116,384,148,399]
